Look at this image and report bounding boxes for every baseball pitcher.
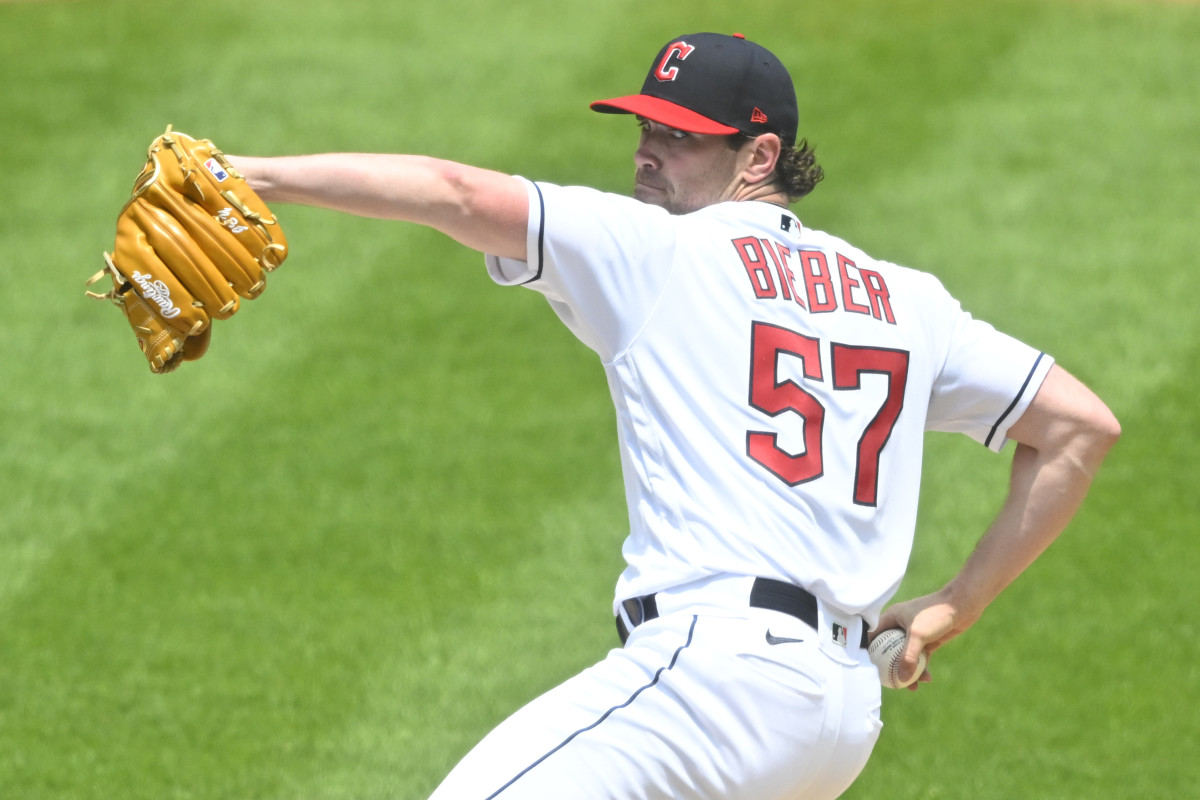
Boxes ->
[94,31,1119,800]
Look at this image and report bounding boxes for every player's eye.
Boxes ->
[636,119,689,137]
[635,118,692,148]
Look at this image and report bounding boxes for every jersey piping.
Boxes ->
[984,351,1046,449]
[518,182,547,286]
[484,616,700,798]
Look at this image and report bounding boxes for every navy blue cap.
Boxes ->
[590,33,799,145]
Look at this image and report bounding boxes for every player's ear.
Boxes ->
[740,133,783,186]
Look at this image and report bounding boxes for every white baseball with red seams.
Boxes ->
[869,628,928,689]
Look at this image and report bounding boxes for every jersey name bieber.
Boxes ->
[732,235,897,324]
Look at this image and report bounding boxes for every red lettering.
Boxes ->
[797,250,838,313]
[859,269,896,324]
[764,241,805,308]
[837,255,871,316]
[736,241,897,325]
[764,242,792,301]
[733,237,777,299]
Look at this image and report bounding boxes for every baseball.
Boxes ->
[868,628,927,689]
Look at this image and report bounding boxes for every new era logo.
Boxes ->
[751,107,768,124]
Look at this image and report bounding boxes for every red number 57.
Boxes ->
[747,321,909,507]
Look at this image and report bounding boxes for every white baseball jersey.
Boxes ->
[486,179,1052,627]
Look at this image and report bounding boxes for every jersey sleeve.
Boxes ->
[484,179,677,360]
[925,297,1054,452]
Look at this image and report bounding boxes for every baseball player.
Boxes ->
[227,32,1119,800]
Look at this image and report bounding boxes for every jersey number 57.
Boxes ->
[747,321,909,507]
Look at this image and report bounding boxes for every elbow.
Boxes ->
[1099,408,1122,449]
[1089,395,1122,451]
[1079,403,1122,475]
[1012,365,1121,477]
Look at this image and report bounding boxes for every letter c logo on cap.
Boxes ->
[654,41,696,82]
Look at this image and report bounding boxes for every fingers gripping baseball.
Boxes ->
[898,636,932,691]
[873,589,987,690]
[87,126,288,373]
[868,628,929,689]
[871,601,950,690]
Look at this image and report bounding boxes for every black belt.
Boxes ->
[616,577,868,648]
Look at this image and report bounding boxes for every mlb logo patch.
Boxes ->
[831,623,849,647]
[204,158,229,182]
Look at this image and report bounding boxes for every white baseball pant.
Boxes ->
[429,576,883,799]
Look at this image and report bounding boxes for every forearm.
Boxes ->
[942,440,1101,622]
[877,366,1119,671]
[226,153,529,258]
[231,153,455,218]
[943,368,1119,624]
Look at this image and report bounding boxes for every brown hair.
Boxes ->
[728,134,824,202]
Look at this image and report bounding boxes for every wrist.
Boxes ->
[936,579,987,631]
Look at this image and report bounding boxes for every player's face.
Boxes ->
[633,119,744,214]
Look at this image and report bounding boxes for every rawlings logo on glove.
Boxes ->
[130,271,182,319]
[86,126,288,373]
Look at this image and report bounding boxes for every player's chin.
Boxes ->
[636,187,692,215]
[634,183,668,207]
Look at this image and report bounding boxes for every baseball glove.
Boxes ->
[86,126,287,373]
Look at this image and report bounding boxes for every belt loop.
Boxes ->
[616,614,630,644]
[617,594,661,644]
[621,597,643,627]
[641,594,658,623]
[621,595,659,628]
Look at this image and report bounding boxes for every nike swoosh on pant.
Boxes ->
[765,630,806,646]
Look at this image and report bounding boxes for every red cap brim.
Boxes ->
[589,95,739,135]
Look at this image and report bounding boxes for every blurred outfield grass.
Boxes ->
[1,0,1197,797]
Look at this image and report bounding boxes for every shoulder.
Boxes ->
[797,225,952,293]
[528,181,688,269]
[532,180,666,219]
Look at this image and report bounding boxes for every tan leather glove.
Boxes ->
[87,126,287,373]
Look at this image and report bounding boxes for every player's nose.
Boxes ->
[634,134,661,170]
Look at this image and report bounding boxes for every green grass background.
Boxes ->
[1,0,1197,797]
